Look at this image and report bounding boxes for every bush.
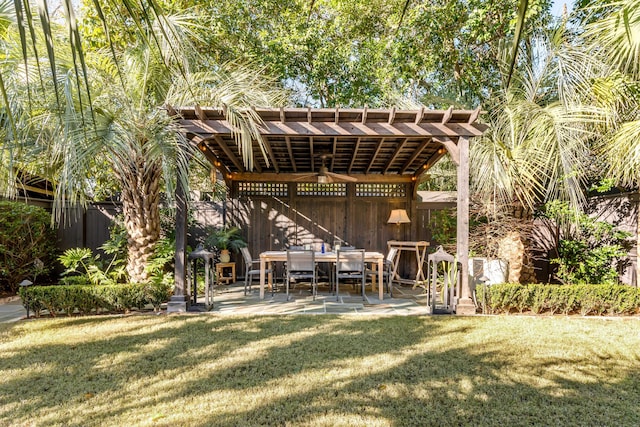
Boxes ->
[18,281,173,318]
[537,201,631,285]
[0,201,58,293]
[476,283,640,316]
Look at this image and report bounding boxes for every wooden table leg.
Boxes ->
[378,259,383,300]
[259,258,266,299]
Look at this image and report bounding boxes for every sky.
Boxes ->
[551,0,574,17]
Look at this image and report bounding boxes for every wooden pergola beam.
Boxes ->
[285,136,297,172]
[413,151,446,180]
[191,136,233,186]
[179,120,487,139]
[415,106,424,124]
[441,105,454,124]
[367,138,385,174]
[434,136,460,166]
[348,137,361,174]
[383,138,407,174]
[330,137,337,170]
[388,106,396,124]
[231,172,412,183]
[310,136,315,171]
[212,135,245,172]
[400,138,430,174]
[262,136,279,173]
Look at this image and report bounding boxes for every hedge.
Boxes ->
[18,281,173,318]
[475,283,640,316]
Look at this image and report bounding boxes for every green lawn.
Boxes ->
[1,314,639,426]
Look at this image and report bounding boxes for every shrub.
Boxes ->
[0,201,58,293]
[18,281,173,317]
[476,283,640,316]
[537,201,631,285]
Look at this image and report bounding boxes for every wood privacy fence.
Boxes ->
[35,189,638,285]
[49,184,451,280]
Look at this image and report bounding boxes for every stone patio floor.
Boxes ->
[202,281,429,315]
[0,282,434,322]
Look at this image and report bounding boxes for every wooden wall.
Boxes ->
[228,182,411,252]
[225,181,419,277]
[48,187,453,281]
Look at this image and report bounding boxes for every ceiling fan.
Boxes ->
[293,154,357,183]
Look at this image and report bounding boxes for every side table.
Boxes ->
[216,262,236,284]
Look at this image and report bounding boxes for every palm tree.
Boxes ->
[586,0,640,283]
[470,26,611,282]
[4,4,286,283]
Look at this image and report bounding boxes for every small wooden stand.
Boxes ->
[386,240,429,288]
[216,262,236,284]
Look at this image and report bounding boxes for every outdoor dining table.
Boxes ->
[259,250,385,300]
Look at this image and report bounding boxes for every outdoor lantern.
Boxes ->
[19,280,33,319]
[387,209,411,225]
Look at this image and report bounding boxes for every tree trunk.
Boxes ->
[120,155,162,283]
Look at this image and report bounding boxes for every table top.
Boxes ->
[260,251,384,261]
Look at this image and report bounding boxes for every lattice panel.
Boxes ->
[355,183,407,197]
[296,183,347,196]
[238,182,288,197]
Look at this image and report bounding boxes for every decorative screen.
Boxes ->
[238,182,288,197]
[355,183,406,197]
[296,183,347,196]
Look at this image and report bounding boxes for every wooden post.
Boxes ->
[456,136,475,315]
[167,146,190,312]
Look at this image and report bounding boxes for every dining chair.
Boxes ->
[335,249,366,301]
[241,247,272,296]
[286,249,317,300]
[367,247,398,297]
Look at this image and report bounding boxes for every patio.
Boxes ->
[198,281,427,315]
[168,106,488,314]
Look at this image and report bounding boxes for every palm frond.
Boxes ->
[583,0,640,79]
[599,120,640,188]
[167,64,288,169]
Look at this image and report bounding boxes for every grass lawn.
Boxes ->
[1,314,639,426]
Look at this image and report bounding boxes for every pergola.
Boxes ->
[166,106,488,314]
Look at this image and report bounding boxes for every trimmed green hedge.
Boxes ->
[476,283,640,316]
[18,281,173,318]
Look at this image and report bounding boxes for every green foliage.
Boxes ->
[145,236,176,279]
[205,226,247,252]
[59,248,124,286]
[0,201,58,292]
[60,213,175,286]
[476,282,640,315]
[18,281,173,317]
[164,0,552,107]
[428,209,457,250]
[538,200,631,285]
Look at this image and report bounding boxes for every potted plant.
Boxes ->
[205,226,247,262]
